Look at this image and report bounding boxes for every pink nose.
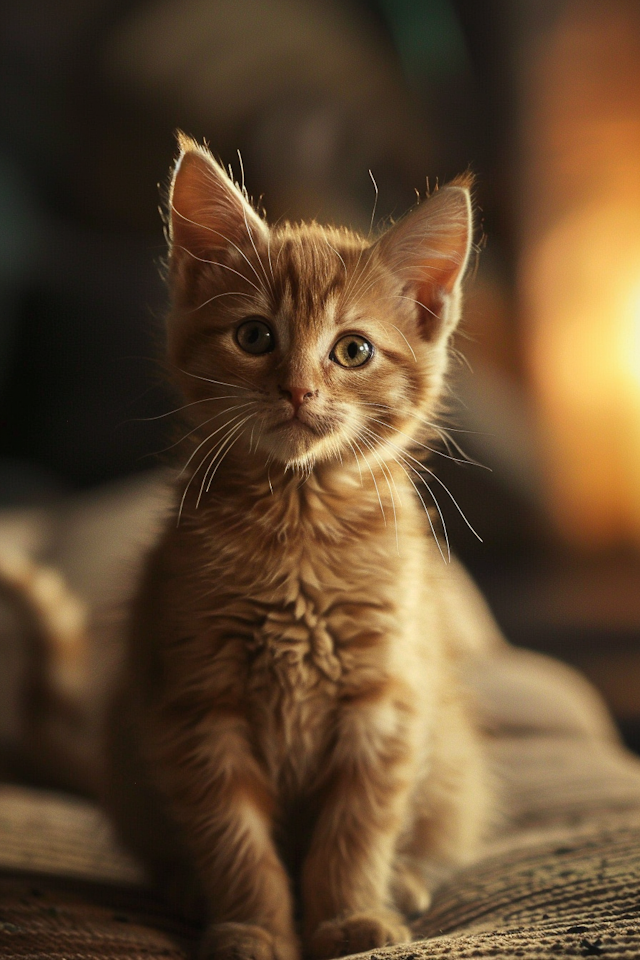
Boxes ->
[279,385,315,413]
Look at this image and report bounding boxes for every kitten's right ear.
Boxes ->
[374,181,473,343]
[168,134,267,269]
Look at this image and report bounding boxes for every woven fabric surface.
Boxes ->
[0,875,195,959]
[1,728,640,958]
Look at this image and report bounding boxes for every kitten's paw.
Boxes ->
[200,922,300,960]
[391,862,432,916]
[307,910,411,959]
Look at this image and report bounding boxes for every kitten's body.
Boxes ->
[104,141,493,960]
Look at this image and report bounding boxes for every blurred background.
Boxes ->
[0,0,639,752]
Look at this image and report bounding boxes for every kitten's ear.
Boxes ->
[168,134,268,266]
[376,182,473,342]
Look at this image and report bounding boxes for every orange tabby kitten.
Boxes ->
[104,135,492,960]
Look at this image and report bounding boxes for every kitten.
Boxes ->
[103,135,492,960]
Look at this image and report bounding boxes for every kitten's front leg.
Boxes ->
[302,691,415,959]
[154,710,299,960]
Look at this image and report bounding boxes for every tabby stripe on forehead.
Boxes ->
[283,256,300,308]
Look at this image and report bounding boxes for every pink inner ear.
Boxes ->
[404,280,448,342]
[170,148,265,259]
[378,185,472,342]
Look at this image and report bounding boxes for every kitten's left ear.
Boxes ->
[375,182,473,342]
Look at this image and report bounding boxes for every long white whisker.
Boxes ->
[380,320,417,362]
[177,369,250,391]
[368,169,379,237]
[359,402,487,464]
[360,432,399,553]
[187,290,254,314]
[381,436,482,542]
[172,243,264,297]
[419,462,483,541]
[362,425,451,561]
[172,196,268,296]
[366,417,488,469]
[394,293,440,320]
[177,410,252,523]
[235,153,273,301]
[352,437,385,525]
[205,415,253,492]
[156,402,255,456]
[199,415,254,505]
[343,234,369,302]
[266,230,276,284]
[131,395,244,423]
[325,239,347,276]
[177,407,254,480]
[359,428,404,507]
[396,460,448,564]
[345,438,364,486]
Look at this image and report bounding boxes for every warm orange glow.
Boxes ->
[520,1,640,549]
[525,202,640,547]
[626,285,640,387]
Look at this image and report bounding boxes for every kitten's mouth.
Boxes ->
[258,408,344,465]
[271,415,320,436]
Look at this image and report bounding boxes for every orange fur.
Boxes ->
[103,137,493,960]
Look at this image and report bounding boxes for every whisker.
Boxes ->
[352,436,386,526]
[383,437,482,542]
[177,410,253,523]
[177,369,251,391]
[368,169,379,237]
[200,415,254,504]
[172,243,264,297]
[416,416,489,464]
[360,432,399,552]
[155,402,255,457]
[325,239,348,276]
[343,249,373,308]
[450,345,474,372]
[187,290,254,314]
[375,318,418,362]
[266,230,276,285]
[362,425,451,561]
[359,402,487,464]
[394,293,440,320]
[235,153,274,301]
[130,395,244,423]
[177,406,255,481]
[172,196,268,297]
[365,417,488,470]
[359,428,404,506]
[342,235,369,303]
[345,438,364,486]
[396,460,448,564]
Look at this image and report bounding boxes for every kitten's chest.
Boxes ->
[245,589,342,788]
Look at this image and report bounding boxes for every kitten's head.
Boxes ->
[166,135,472,475]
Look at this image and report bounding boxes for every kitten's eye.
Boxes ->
[331,334,374,368]
[236,317,274,355]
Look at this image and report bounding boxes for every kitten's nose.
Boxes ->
[279,385,315,413]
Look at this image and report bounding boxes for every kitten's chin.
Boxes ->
[259,419,339,469]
